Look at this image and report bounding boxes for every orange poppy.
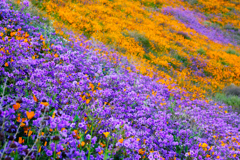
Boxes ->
[98,150,103,155]
[100,142,105,148]
[33,95,38,102]
[26,111,35,120]
[40,102,49,107]
[40,35,45,41]
[13,103,21,110]
[139,149,145,155]
[86,99,90,104]
[19,137,24,144]
[38,146,41,152]
[118,138,124,143]
[81,141,85,147]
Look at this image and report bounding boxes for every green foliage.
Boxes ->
[214,93,240,113]
[197,48,206,56]
[126,31,151,52]
[220,61,229,66]
[203,70,213,77]
[143,54,151,61]
[142,1,163,9]
[183,0,198,5]
[226,48,240,56]
[122,30,156,55]
[170,50,190,68]
[176,31,191,40]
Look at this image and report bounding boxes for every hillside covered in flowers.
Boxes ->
[1,0,240,159]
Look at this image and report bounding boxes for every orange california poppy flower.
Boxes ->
[33,95,38,102]
[41,102,49,107]
[118,138,124,143]
[26,111,35,120]
[40,35,45,41]
[13,103,20,110]
[18,137,24,144]
[138,149,145,155]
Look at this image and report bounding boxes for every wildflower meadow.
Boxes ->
[1,0,240,159]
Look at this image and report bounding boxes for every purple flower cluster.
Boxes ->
[162,6,238,46]
[0,1,240,159]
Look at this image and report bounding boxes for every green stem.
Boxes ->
[36,143,39,160]
[54,142,57,159]
[27,133,30,147]
[104,138,109,160]
[14,150,18,160]
[87,122,94,160]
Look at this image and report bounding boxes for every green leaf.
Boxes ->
[74,114,79,122]
[185,145,188,152]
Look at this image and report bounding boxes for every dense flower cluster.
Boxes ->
[29,0,240,99]
[1,0,240,159]
[162,6,237,45]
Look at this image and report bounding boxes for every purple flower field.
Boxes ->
[0,1,240,159]
[162,6,238,46]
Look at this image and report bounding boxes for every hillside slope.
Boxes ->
[1,0,240,160]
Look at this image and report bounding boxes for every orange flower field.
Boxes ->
[29,0,240,99]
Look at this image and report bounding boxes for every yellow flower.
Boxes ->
[103,132,110,138]
[201,143,208,148]
[86,99,90,104]
[28,130,33,137]
[52,112,56,119]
